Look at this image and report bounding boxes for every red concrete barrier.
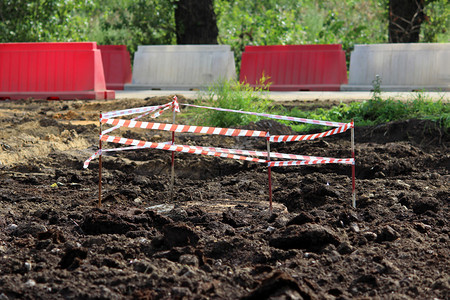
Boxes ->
[0,42,115,100]
[239,44,348,91]
[98,45,132,90]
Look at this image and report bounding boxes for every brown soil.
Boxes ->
[0,96,448,300]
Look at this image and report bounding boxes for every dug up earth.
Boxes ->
[0,96,448,299]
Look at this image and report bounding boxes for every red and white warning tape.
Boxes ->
[270,121,353,142]
[178,145,330,161]
[171,97,180,112]
[102,103,171,119]
[83,142,175,169]
[102,105,173,135]
[84,135,353,168]
[268,158,354,167]
[181,103,346,127]
[102,97,179,119]
[87,135,267,165]
[84,150,101,169]
[101,118,268,138]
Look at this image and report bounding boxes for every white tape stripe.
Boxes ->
[103,103,170,118]
[200,127,209,134]
[181,103,345,127]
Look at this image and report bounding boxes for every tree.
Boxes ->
[174,0,218,44]
[388,0,426,42]
[0,0,94,43]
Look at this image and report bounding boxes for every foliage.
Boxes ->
[2,0,448,68]
[191,77,448,133]
[88,0,176,58]
[420,0,450,42]
[0,0,95,42]
[285,92,449,133]
[190,74,448,132]
[193,77,273,128]
[214,0,388,69]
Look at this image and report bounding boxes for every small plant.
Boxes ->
[193,77,273,128]
[371,74,382,100]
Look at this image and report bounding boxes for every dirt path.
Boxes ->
[0,97,448,299]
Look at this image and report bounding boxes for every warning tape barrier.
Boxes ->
[85,97,355,169]
[83,134,353,169]
[82,135,268,168]
[101,118,268,138]
[85,96,356,209]
[102,103,170,118]
[270,121,353,142]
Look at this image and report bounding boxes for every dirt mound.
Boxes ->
[356,118,449,147]
[244,119,296,135]
[0,98,448,299]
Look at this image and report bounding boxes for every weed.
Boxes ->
[191,79,449,134]
[193,77,273,128]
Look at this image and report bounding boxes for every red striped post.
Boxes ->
[351,119,356,208]
[98,111,103,207]
[170,97,177,201]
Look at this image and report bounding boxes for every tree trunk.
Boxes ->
[389,0,426,43]
[175,0,218,44]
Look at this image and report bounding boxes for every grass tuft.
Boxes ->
[192,77,273,128]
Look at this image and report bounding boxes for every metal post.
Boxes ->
[351,119,356,208]
[170,98,176,201]
[266,135,273,214]
[98,111,103,208]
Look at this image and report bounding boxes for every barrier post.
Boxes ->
[170,97,176,201]
[351,119,356,208]
[266,134,273,214]
[98,111,103,208]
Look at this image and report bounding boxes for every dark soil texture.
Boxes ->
[0,97,449,299]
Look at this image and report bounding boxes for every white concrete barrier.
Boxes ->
[125,45,236,90]
[342,43,450,91]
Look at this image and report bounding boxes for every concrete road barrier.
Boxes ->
[342,43,450,91]
[125,45,236,90]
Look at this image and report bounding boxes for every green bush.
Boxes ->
[193,78,273,128]
[214,0,388,71]
[284,92,449,133]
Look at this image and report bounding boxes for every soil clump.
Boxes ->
[0,97,448,299]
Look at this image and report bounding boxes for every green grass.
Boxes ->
[191,78,273,128]
[283,92,449,133]
[190,79,449,135]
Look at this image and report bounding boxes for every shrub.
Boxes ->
[193,77,272,128]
